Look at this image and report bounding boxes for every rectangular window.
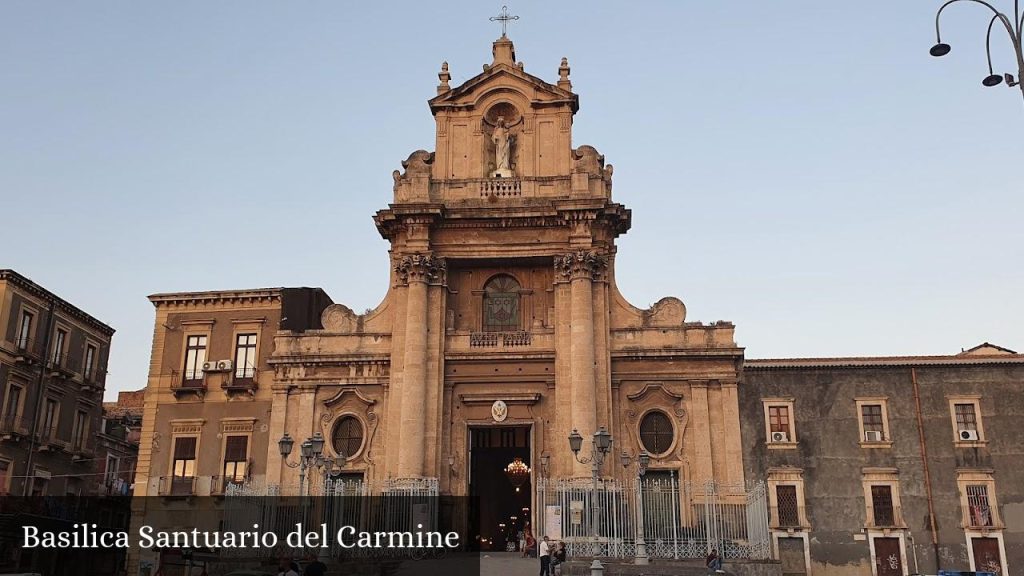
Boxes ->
[105,455,120,486]
[17,311,33,349]
[31,476,48,497]
[52,328,67,365]
[84,344,97,379]
[966,485,993,527]
[3,385,22,424]
[775,485,800,527]
[183,335,207,382]
[861,405,884,434]
[955,403,978,431]
[223,435,249,485]
[0,461,9,495]
[871,485,895,526]
[234,334,257,378]
[171,436,197,495]
[769,406,790,435]
[41,399,58,439]
[72,410,88,451]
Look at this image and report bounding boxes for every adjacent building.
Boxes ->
[743,344,1024,576]
[0,269,114,497]
[99,389,144,496]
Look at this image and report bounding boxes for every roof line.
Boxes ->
[0,269,115,336]
[746,354,1024,369]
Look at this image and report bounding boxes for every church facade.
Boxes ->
[132,35,1023,576]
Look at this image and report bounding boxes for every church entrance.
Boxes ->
[468,425,532,553]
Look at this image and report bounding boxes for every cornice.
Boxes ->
[0,269,115,336]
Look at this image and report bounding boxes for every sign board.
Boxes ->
[544,505,562,540]
[570,500,584,526]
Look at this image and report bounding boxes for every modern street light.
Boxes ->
[930,0,1024,105]
[621,450,651,565]
[568,426,614,559]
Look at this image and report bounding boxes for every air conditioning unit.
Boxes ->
[770,431,789,443]
[202,360,233,373]
[864,430,884,442]
[959,429,979,441]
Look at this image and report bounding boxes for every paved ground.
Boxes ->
[480,552,540,576]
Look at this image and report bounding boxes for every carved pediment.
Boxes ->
[323,387,377,409]
[429,66,577,113]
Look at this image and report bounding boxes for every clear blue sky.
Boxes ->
[2,2,1021,400]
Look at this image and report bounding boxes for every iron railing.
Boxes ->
[868,504,903,528]
[158,475,197,496]
[770,505,806,529]
[469,331,532,347]
[0,415,29,437]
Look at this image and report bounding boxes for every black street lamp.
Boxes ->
[279,431,344,496]
[930,0,1024,105]
[568,426,614,560]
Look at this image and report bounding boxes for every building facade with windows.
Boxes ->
[742,344,1024,576]
[129,34,1023,576]
[0,269,114,497]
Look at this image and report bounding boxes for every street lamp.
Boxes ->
[568,426,614,559]
[621,450,651,565]
[930,0,1024,105]
[279,432,344,496]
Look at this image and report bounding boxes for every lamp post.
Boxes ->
[568,426,613,558]
[278,432,344,496]
[930,0,1024,105]
[620,450,651,565]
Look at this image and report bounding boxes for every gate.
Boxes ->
[536,475,769,560]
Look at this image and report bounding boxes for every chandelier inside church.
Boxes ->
[505,457,530,492]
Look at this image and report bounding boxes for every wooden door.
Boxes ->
[972,537,1003,575]
[874,537,903,576]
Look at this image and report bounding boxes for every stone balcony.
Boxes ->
[446,329,553,354]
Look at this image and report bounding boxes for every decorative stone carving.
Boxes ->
[322,303,359,333]
[394,253,447,285]
[399,150,434,177]
[491,400,508,422]
[644,297,687,327]
[573,145,605,177]
[554,250,608,282]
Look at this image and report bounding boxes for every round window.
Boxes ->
[639,411,674,455]
[331,416,364,459]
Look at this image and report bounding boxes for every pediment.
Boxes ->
[429,64,577,113]
[323,387,376,409]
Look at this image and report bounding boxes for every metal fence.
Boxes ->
[221,477,441,560]
[536,476,770,560]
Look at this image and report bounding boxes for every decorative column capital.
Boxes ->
[554,250,607,282]
[394,253,447,286]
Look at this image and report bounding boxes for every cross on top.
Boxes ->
[490,5,519,37]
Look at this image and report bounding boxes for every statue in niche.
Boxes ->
[493,117,512,173]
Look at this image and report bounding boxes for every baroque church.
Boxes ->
[133,33,1023,576]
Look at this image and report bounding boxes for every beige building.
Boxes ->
[133,33,747,557]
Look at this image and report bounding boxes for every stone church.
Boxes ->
[133,34,1023,576]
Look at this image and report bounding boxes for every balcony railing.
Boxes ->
[48,353,79,377]
[868,504,903,528]
[172,372,206,397]
[223,366,257,394]
[967,504,996,528]
[479,178,522,197]
[158,475,196,497]
[469,331,532,347]
[0,415,29,439]
[13,334,44,360]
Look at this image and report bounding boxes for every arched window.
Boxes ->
[639,411,674,455]
[483,275,521,332]
[331,416,364,459]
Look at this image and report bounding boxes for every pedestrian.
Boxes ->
[277,558,299,576]
[538,535,551,576]
[303,553,327,576]
[552,541,567,576]
[706,548,723,573]
[518,527,526,556]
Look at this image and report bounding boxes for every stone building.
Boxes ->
[98,389,144,496]
[0,269,114,497]
[131,34,1023,576]
[743,344,1023,576]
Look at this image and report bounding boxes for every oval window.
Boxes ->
[331,416,364,459]
[639,411,674,455]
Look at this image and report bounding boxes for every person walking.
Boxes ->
[538,535,551,576]
[518,527,526,556]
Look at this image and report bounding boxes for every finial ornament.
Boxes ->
[558,57,571,89]
[438,61,451,93]
[490,5,519,37]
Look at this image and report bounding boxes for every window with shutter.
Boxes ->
[639,411,674,455]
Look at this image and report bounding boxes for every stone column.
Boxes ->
[394,254,445,478]
[555,250,607,477]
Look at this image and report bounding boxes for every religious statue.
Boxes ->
[492,116,512,175]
